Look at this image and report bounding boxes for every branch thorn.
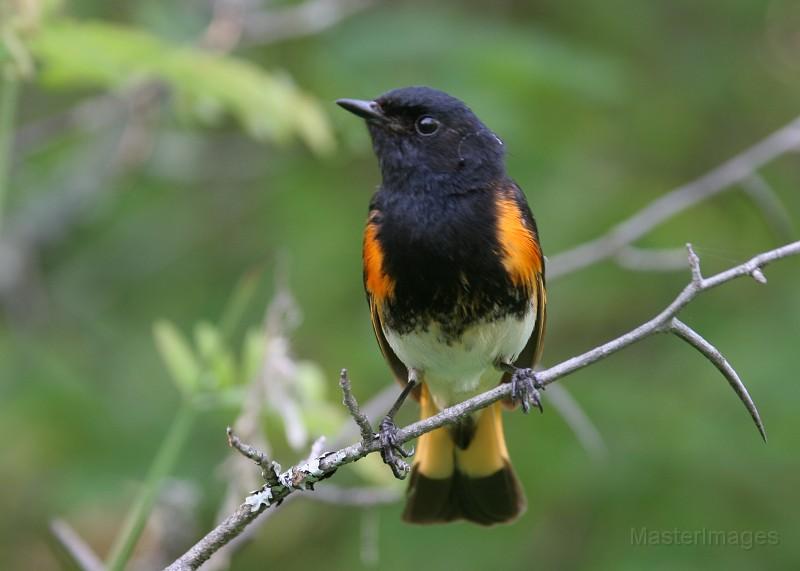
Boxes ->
[686,243,703,285]
[669,319,766,442]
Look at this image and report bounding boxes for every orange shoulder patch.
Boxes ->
[363,217,395,305]
[495,196,542,290]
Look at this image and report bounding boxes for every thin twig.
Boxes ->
[339,368,375,444]
[241,0,377,46]
[740,174,795,242]
[106,401,196,571]
[614,245,690,272]
[200,0,245,52]
[305,485,401,506]
[165,240,800,571]
[686,243,703,285]
[547,117,800,279]
[359,509,380,568]
[669,318,766,441]
[13,93,122,161]
[226,427,280,487]
[546,384,608,462]
[49,519,105,571]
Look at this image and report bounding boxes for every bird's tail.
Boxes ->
[402,384,525,525]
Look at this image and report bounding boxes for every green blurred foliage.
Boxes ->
[2,0,800,570]
[30,20,333,151]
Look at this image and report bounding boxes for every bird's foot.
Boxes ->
[377,416,414,479]
[511,368,544,414]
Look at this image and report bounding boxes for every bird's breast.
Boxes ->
[383,304,536,409]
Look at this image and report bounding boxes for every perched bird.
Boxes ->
[337,87,546,526]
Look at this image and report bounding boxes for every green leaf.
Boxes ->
[28,20,334,153]
[293,361,346,437]
[294,361,328,403]
[194,322,238,389]
[153,320,200,395]
[194,321,221,361]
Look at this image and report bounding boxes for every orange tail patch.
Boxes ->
[403,385,526,525]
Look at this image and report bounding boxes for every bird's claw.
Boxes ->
[378,416,413,479]
[511,368,544,414]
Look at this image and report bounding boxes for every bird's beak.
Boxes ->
[336,98,385,121]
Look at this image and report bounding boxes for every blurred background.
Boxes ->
[2,0,800,569]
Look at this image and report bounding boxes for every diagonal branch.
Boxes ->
[306,484,401,506]
[546,384,608,461]
[740,174,795,242]
[49,519,105,571]
[165,240,800,571]
[614,245,690,272]
[240,0,377,46]
[547,117,800,279]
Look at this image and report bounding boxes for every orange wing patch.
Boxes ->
[495,196,542,290]
[363,219,395,306]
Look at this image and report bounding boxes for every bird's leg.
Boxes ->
[498,363,544,414]
[377,368,419,479]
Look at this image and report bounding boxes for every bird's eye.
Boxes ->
[415,116,440,136]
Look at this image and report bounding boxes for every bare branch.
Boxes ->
[668,318,766,441]
[226,428,280,488]
[614,245,689,272]
[359,509,380,567]
[546,384,608,462]
[699,241,797,289]
[166,240,800,571]
[166,504,263,571]
[49,519,105,571]
[14,93,122,160]
[200,0,245,53]
[740,174,795,242]
[241,0,377,46]
[547,117,800,279]
[339,368,374,444]
[306,484,400,506]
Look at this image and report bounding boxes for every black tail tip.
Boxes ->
[402,462,526,526]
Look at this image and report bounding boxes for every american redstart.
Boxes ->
[338,87,546,525]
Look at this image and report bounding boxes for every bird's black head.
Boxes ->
[337,86,506,193]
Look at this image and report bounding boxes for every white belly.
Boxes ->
[384,306,536,410]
